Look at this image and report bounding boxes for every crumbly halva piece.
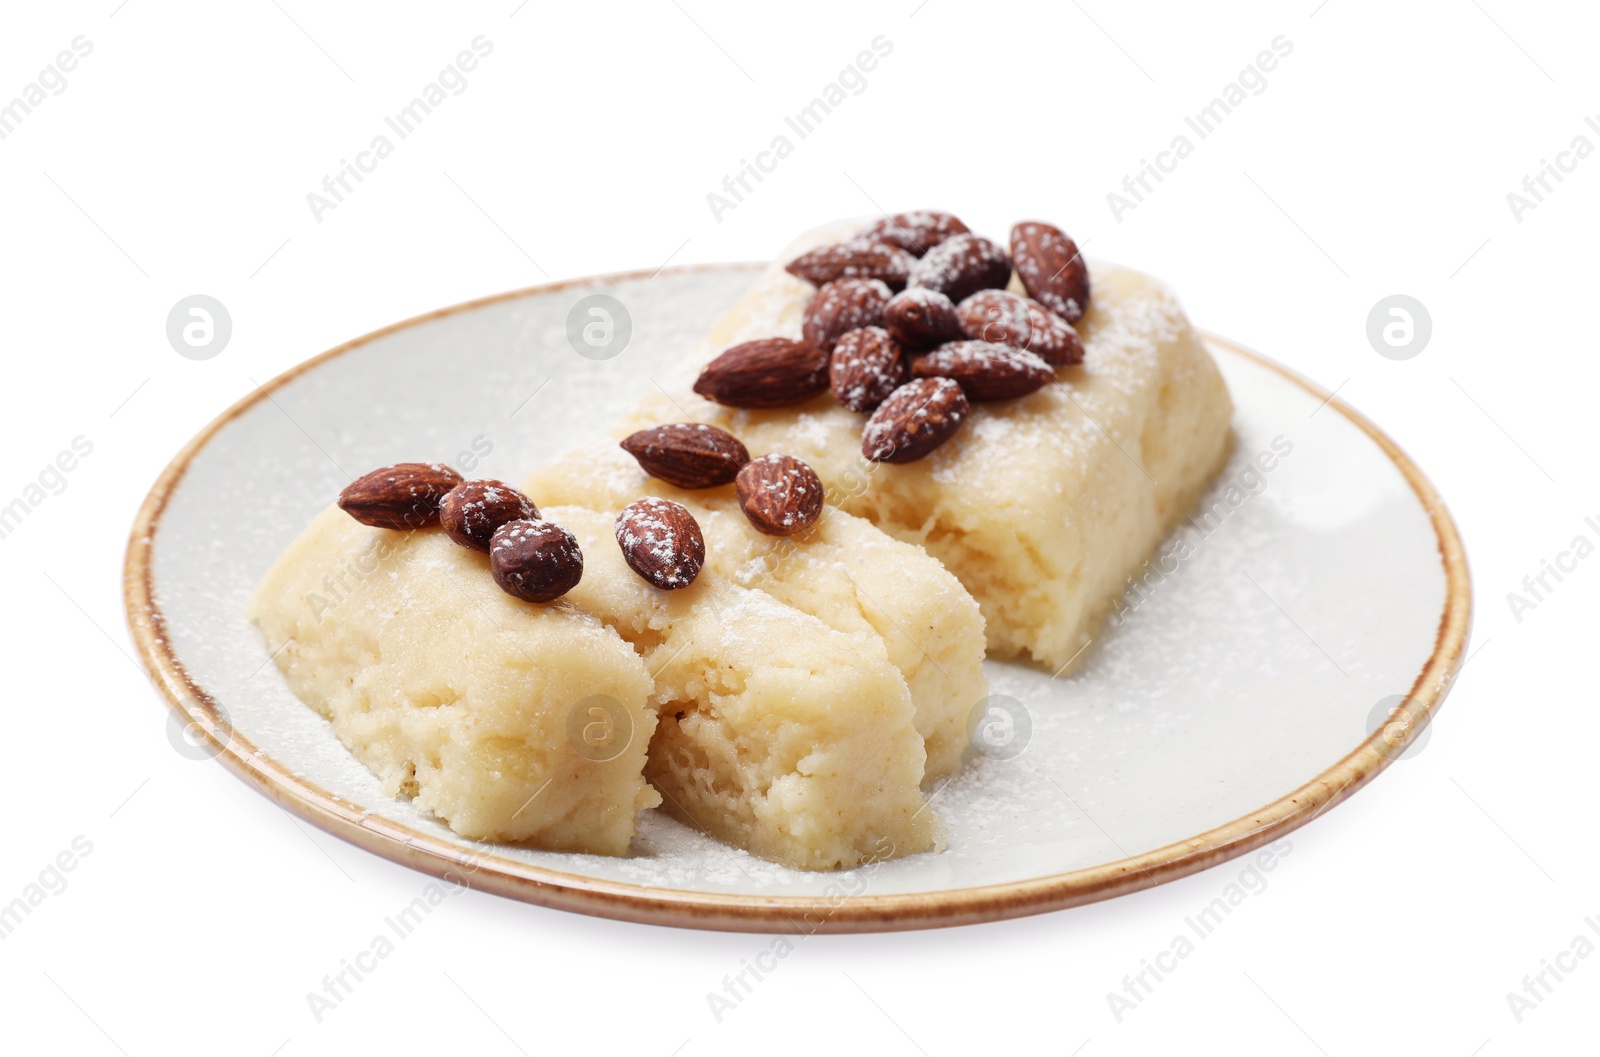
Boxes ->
[250,503,942,869]
[247,506,658,855]
[547,505,939,870]
[527,446,989,778]
[622,220,1235,671]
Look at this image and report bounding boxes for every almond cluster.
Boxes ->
[619,424,826,543]
[337,463,584,603]
[691,210,1091,463]
[605,422,827,590]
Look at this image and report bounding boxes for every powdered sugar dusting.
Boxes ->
[154,259,1447,899]
[828,326,906,412]
[615,497,704,589]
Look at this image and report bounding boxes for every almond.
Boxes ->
[861,377,969,464]
[620,423,750,489]
[440,479,538,552]
[1010,221,1090,323]
[693,338,829,408]
[801,278,891,352]
[956,290,1084,366]
[859,210,970,256]
[906,233,1012,304]
[489,518,583,603]
[955,289,1031,346]
[785,240,914,289]
[912,340,1054,401]
[735,454,824,537]
[828,326,907,412]
[615,498,705,590]
[337,462,463,530]
[1019,299,1084,366]
[883,287,964,350]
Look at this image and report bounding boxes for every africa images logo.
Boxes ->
[0,36,94,141]
[305,36,495,222]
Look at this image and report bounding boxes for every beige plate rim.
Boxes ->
[123,262,1473,934]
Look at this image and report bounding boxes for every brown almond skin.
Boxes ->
[736,454,824,537]
[861,378,969,464]
[955,290,1085,366]
[489,518,583,603]
[615,498,705,590]
[883,287,964,350]
[1010,221,1090,323]
[785,241,914,289]
[620,423,750,489]
[440,479,539,552]
[828,327,907,413]
[693,338,829,408]
[1018,299,1084,366]
[956,289,1031,346]
[906,234,1013,304]
[338,462,463,530]
[801,278,891,353]
[912,340,1054,401]
[859,210,971,256]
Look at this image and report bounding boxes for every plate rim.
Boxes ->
[122,262,1473,933]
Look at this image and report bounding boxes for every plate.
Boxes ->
[124,263,1471,932]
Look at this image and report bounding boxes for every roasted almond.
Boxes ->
[859,210,971,256]
[489,518,584,603]
[906,233,1012,304]
[861,377,969,464]
[912,340,1054,401]
[440,479,539,552]
[956,290,1084,366]
[801,278,891,352]
[735,454,824,537]
[1010,221,1090,323]
[692,338,829,408]
[828,326,907,412]
[785,240,914,289]
[615,498,705,590]
[1019,299,1084,366]
[883,287,964,350]
[620,423,750,489]
[338,462,463,530]
[956,289,1031,346]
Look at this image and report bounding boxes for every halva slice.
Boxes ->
[528,446,988,778]
[547,505,940,870]
[622,220,1235,671]
[247,506,658,854]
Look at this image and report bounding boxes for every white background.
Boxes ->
[2,1,1595,1053]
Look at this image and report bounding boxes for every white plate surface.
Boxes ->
[131,264,1467,923]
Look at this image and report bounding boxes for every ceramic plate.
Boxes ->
[124,263,1470,932]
